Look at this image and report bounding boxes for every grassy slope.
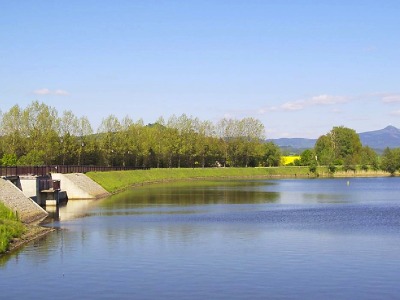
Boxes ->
[0,202,26,254]
[87,167,312,193]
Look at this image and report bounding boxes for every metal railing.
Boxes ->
[0,165,149,177]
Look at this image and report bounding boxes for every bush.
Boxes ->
[328,164,336,174]
[309,162,317,174]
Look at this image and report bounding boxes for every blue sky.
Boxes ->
[1,0,400,138]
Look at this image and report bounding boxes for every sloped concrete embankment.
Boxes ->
[0,178,48,224]
[51,173,110,199]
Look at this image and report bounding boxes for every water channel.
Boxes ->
[1,177,400,299]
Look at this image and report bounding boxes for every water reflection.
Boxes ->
[46,199,98,222]
[100,180,279,208]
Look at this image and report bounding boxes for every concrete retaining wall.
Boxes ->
[51,173,110,199]
[0,178,48,224]
[19,176,37,198]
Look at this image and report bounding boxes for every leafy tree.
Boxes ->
[360,146,379,171]
[262,142,281,167]
[59,110,79,165]
[0,105,26,157]
[194,120,216,168]
[24,101,60,164]
[216,117,265,167]
[314,135,334,165]
[315,126,362,166]
[381,147,400,175]
[77,116,94,165]
[330,126,362,164]
[98,115,122,166]
[1,153,18,166]
[18,150,45,165]
[299,149,315,166]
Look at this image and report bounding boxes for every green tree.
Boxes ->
[299,149,315,166]
[314,135,334,165]
[1,153,18,166]
[194,120,216,168]
[98,115,121,166]
[216,117,265,167]
[262,142,281,167]
[381,147,400,175]
[23,101,59,164]
[315,126,362,167]
[18,150,45,165]
[360,146,379,171]
[330,126,362,165]
[59,110,79,165]
[77,116,94,165]
[0,105,26,158]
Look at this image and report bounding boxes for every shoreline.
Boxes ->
[5,223,55,255]
[87,167,394,195]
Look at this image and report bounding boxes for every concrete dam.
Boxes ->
[0,173,110,224]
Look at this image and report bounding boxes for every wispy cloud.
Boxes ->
[390,110,400,116]
[281,94,348,111]
[257,106,278,114]
[309,94,347,105]
[251,94,348,117]
[33,88,69,96]
[33,88,51,95]
[381,94,400,103]
[54,89,69,96]
[281,101,304,111]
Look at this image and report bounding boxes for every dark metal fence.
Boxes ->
[0,165,149,177]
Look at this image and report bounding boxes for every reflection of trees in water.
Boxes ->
[100,180,279,208]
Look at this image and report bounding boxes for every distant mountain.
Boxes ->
[359,125,400,150]
[268,125,400,153]
[268,138,316,150]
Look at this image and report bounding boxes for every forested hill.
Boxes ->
[269,126,400,152]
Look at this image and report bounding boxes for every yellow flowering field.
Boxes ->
[281,156,301,165]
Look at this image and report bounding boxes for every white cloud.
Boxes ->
[281,101,305,111]
[54,89,69,96]
[309,94,347,105]
[390,110,400,115]
[33,88,52,95]
[281,94,347,111]
[257,106,278,114]
[382,94,400,103]
[33,88,69,96]
[331,108,342,114]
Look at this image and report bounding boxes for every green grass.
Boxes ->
[0,202,26,254]
[87,167,312,193]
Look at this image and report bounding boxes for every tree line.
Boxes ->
[2,101,399,173]
[293,126,400,175]
[0,101,281,168]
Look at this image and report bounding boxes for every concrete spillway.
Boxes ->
[51,173,110,199]
[0,178,48,223]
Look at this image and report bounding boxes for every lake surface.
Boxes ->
[1,177,400,299]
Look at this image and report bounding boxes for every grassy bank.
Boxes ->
[87,167,315,193]
[0,202,26,254]
[87,166,392,193]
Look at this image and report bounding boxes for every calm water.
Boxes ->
[1,177,400,299]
